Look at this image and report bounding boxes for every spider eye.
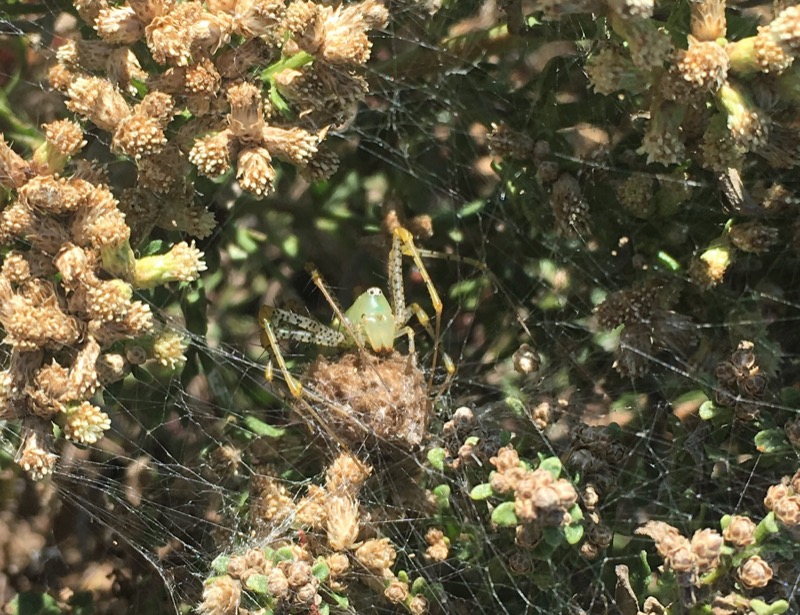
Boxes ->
[367,287,382,296]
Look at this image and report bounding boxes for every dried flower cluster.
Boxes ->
[714,340,768,421]
[489,446,578,527]
[764,469,800,540]
[585,3,800,172]
[52,0,387,202]
[595,280,695,377]
[232,452,429,613]
[636,521,725,583]
[0,125,202,480]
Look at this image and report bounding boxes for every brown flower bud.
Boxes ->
[737,556,773,589]
[723,516,756,547]
[773,494,800,528]
[691,528,723,573]
[384,579,409,604]
[198,575,241,615]
[267,567,289,599]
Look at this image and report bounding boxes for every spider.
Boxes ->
[258,226,454,450]
[259,226,454,394]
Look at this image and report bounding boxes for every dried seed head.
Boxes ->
[95,5,145,45]
[63,401,111,445]
[717,83,769,151]
[325,451,371,496]
[326,495,360,551]
[66,76,131,132]
[490,446,521,474]
[261,126,319,165]
[300,146,340,183]
[785,416,800,448]
[690,528,723,573]
[355,537,396,574]
[285,560,312,588]
[773,494,800,528]
[585,47,643,95]
[550,173,590,236]
[384,579,409,604]
[250,474,294,524]
[425,528,449,562]
[267,567,290,599]
[236,147,276,197]
[677,37,729,93]
[690,0,726,41]
[487,123,534,159]
[737,555,773,589]
[701,114,745,172]
[617,175,655,218]
[233,0,286,38]
[723,515,756,547]
[17,430,58,481]
[729,222,779,253]
[190,129,237,178]
[198,574,241,615]
[42,119,86,159]
[326,552,349,577]
[638,100,685,165]
[227,82,266,144]
[408,594,428,615]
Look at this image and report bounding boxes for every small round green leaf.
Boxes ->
[491,501,518,527]
[470,483,494,501]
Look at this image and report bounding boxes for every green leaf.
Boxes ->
[9,592,62,615]
[459,199,486,218]
[432,484,451,510]
[274,546,296,562]
[330,592,349,608]
[754,429,790,453]
[538,456,563,479]
[469,483,494,501]
[245,574,269,594]
[491,501,518,527]
[427,447,446,471]
[563,523,584,545]
[411,576,428,595]
[503,397,527,417]
[750,599,789,615]
[542,526,563,547]
[755,512,779,542]
[242,415,286,438]
[312,559,330,581]
[211,555,230,574]
[699,400,722,420]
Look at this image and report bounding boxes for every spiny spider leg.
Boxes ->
[259,307,303,398]
[400,302,455,376]
[269,307,345,347]
[390,227,443,380]
[411,244,533,340]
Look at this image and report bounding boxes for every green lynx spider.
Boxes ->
[259,227,453,398]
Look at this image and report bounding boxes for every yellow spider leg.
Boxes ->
[409,245,533,340]
[402,302,455,377]
[305,264,369,354]
[260,307,303,398]
[392,227,443,378]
